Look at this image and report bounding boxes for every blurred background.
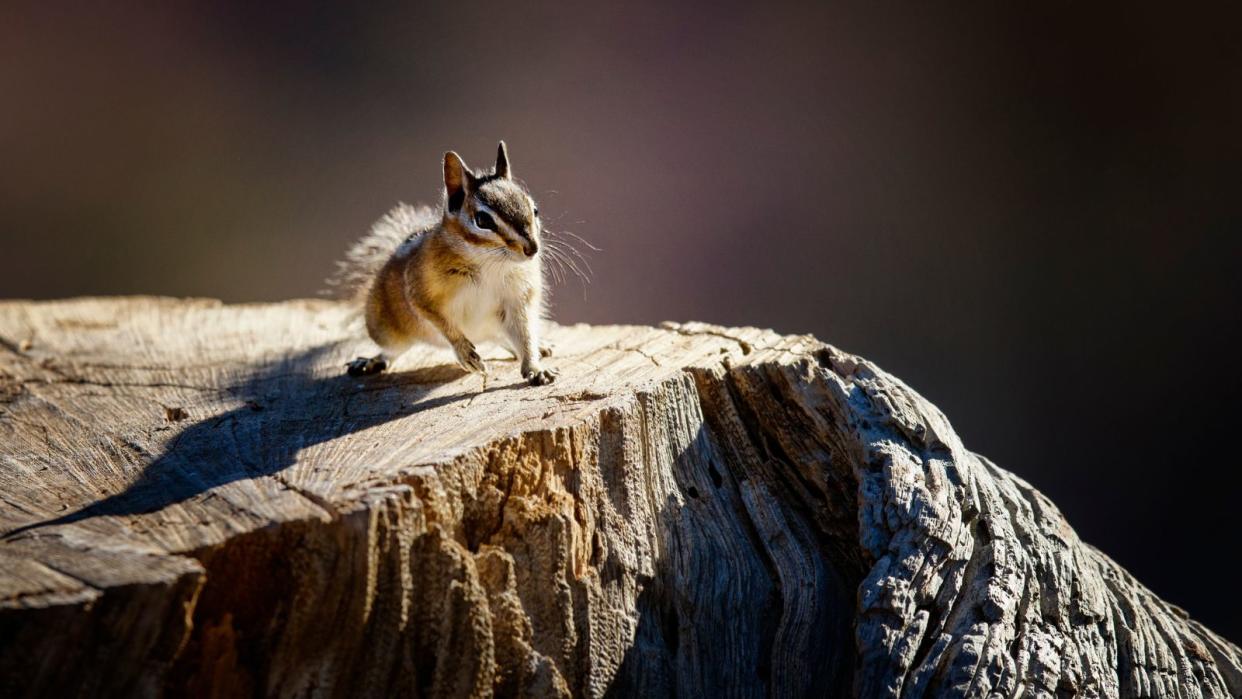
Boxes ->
[3,2,1240,638]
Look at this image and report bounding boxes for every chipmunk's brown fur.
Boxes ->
[337,142,555,385]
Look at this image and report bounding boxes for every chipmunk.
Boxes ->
[336,142,556,385]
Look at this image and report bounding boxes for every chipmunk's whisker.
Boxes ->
[545,230,597,274]
[542,249,566,284]
[546,237,594,279]
[545,243,590,286]
[553,229,601,252]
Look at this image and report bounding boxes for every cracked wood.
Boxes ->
[0,297,1238,698]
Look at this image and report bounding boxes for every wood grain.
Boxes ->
[0,297,1236,697]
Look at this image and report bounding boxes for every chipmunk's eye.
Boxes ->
[474,210,496,230]
[533,206,540,217]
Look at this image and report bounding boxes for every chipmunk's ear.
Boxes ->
[495,141,511,179]
[444,151,474,212]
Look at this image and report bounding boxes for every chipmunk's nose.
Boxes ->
[524,240,538,257]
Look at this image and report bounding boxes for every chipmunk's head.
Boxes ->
[442,142,541,260]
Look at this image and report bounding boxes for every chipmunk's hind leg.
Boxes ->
[348,320,418,378]
[347,354,389,376]
[351,280,421,377]
[347,336,414,376]
[348,334,414,377]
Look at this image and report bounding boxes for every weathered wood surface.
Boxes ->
[0,297,1237,698]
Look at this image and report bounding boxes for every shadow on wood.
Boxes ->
[3,345,494,541]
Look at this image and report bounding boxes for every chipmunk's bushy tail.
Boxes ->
[326,203,438,303]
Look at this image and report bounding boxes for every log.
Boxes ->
[0,297,1237,698]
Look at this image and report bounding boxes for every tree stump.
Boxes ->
[0,297,1237,698]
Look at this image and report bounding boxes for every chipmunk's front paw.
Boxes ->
[523,365,558,386]
[454,341,487,374]
[539,344,554,358]
[347,356,388,376]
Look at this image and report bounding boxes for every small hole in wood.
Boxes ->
[707,462,724,488]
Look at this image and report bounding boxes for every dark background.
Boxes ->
[3,3,1240,639]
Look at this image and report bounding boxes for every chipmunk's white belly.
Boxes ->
[445,277,508,344]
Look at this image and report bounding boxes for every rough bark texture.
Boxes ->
[0,297,1237,698]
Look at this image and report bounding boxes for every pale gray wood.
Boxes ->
[0,298,1236,697]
